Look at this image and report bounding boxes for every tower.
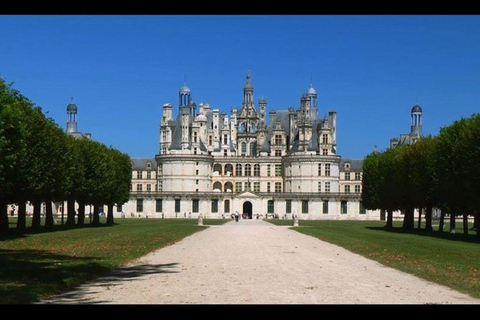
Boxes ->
[410,104,423,136]
[66,98,78,133]
[236,70,259,156]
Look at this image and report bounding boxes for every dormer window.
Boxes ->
[344,162,351,171]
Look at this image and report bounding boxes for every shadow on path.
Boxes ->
[39,262,179,304]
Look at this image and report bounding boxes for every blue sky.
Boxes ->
[1,15,480,159]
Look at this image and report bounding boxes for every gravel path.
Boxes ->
[40,218,480,304]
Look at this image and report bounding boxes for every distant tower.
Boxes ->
[66,98,78,133]
[306,83,318,121]
[410,104,423,136]
[236,70,259,156]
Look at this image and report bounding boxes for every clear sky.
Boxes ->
[1,14,480,160]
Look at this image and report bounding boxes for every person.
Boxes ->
[234,211,239,222]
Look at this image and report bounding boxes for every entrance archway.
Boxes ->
[243,201,253,219]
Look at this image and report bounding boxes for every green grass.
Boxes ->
[3,217,480,303]
[267,219,480,300]
[0,217,227,304]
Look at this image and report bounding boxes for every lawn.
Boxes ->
[2,217,480,303]
[268,219,480,300]
[0,217,228,304]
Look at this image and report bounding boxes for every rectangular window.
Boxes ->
[175,199,181,213]
[341,201,347,214]
[137,184,142,192]
[211,200,218,213]
[117,204,123,212]
[286,200,292,214]
[267,200,274,214]
[156,199,163,212]
[267,182,271,193]
[325,182,330,193]
[223,134,228,145]
[360,202,366,214]
[224,200,230,213]
[235,182,242,192]
[236,164,242,177]
[275,164,282,177]
[253,182,260,192]
[275,182,282,193]
[302,200,309,214]
[323,149,328,155]
[267,164,271,176]
[147,184,151,192]
[275,134,282,145]
[318,181,321,192]
[355,172,361,180]
[318,163,322,176]
[325,164,331,176]
[147,171,151,179]
[344,172,350,180]
[345,185,350,193]
[192,199,199,213]
[136,199,143,212]
[323,200,329,214]
[322,134,328,144]
[355,185,361,193]
[275,150,282,156]
[137,171,142,179]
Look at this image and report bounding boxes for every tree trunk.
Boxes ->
[31,199,42,230]
[402,207,415,231]
[380,209,386,221]
[92,203,100,226]
[450,210,456,234]
[439,209,445,232]
[77,202,85,227]
[463,213,469,236]
[65,198,76,228]
[476,212,480,240]
[425,205,433,232]
[44,199,54,229]
[417,208,422,229]
[0,199,8,233]
[385,209,393,229]
[106,203,114,225]
[16,201,26,232]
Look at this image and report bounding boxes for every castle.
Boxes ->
[124,71,378,220]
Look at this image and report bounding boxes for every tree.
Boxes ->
[0,78,28,233]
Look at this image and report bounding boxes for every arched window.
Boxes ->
[213,163,222,175]
[245,164,251,176]
[254,164,260,176]
[236,164,242,177]
[213,181,222,191]
[224,164,233,176]
[224,182,233,192]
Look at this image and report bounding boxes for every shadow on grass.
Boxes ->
[1,222,116,241]
[38,262,180,304]
[367,225,480,244]
[0,248,110,304]
[0,247,180,304]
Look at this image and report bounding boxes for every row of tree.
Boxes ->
[0,78,132,234]
[362,112,480,238]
